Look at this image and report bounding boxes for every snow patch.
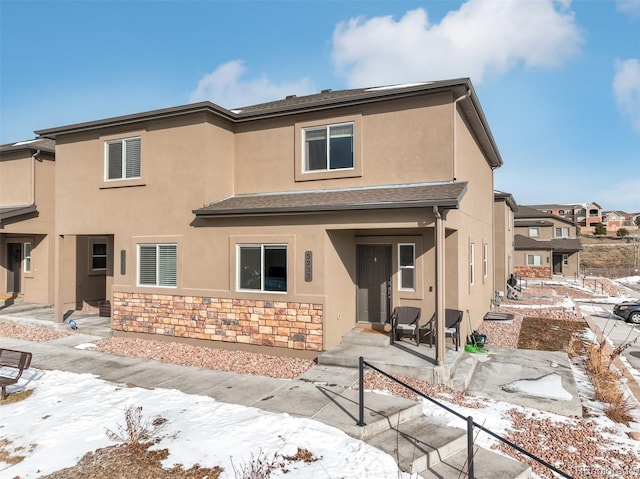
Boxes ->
[502,373,573,401]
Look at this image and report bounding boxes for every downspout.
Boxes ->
[30,149,41,206]
[433,205,445,367]
[452,89,470,182]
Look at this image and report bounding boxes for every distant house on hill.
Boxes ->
[513,205,582,279]
[527,201,602,231]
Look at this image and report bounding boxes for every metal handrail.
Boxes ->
[357,357,573,479]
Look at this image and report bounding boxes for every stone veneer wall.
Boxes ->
[514,266,552,279]
[112,292,324,351]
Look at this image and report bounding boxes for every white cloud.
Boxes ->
[188,60,315,108]
[331,0,583,87]
[617,0,640,16]
[613,58,640,132]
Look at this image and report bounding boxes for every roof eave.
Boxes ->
[0,205,37,222]
[35,102,236,139]
[193,198,461,218]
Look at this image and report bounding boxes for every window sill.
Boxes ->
[296,168,362,182]
[100,179,146,189]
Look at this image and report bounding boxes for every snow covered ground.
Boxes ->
[1,370,412,479]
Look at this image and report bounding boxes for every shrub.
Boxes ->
[105,405,167,453]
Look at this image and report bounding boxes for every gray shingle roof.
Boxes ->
[515,205,576,226]
[194,182,467,217]
[34,79,502,169]
[0,138,55,154]
[0,205,37,221]
[514,234,582,252]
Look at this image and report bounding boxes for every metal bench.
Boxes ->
[0,348,32,400]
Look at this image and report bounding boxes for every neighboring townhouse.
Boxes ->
[601,211,627,233]
[493,190,517,295]
[528,202,602,230]
[514,205,582,278]
[34,79,503,363]
[0,139,56,305]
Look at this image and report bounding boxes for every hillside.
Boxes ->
[580,236,640,277]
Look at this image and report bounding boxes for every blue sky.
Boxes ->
[1,0,639,212]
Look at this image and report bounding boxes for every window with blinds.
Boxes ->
[303,123,354,172]
[106,137,141,180]
[138,244,177,287]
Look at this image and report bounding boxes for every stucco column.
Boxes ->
[53,234,64,323]
[434,207,446,366]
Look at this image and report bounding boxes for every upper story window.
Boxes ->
[398,244,415,291]
[106,137,141,180]
[588,209,599,217]
[529,227,539,237]
[555,227,570,238]
[304,123,354,172]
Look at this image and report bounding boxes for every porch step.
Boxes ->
[451,354,481,391]
[317,342,439,382]
[340,327,391,347]
[366,415,531,478]
[367,417,467,473]
[0,302,50,316]
[421,445,532,479]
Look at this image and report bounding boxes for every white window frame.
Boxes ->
[302,122,354,173]
[563,254,569,266]
[527,254,542,266]
[23,242,32,273]
[555,227,570,238]
[237,244,288,293]
[105,136,141,181]
[483,243,488,278]
[398,243,416,291]
[469,243,475,286]
[137,243,177,288]
[529,227,539,237]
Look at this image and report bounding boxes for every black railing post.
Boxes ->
[357,356,366,426]
[467,416,475,479]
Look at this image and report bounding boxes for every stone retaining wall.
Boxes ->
[515,266,552,279]
[112,292,324,351]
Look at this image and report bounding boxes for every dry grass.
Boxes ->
[0,388,33,405]
[576,337,635,425]
[0,438,26,465]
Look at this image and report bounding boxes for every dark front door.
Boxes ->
[356,245,391,323]
[552,253,563,274]
[6,243,22,293]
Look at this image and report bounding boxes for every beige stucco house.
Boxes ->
[31,79,503,362]
[1,138,56,305]
[514,205,582,279]
[493,191,517,295]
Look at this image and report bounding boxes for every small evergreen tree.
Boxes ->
[594,222,607,236]
[617,228,630,239]
[635,216,640,227]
